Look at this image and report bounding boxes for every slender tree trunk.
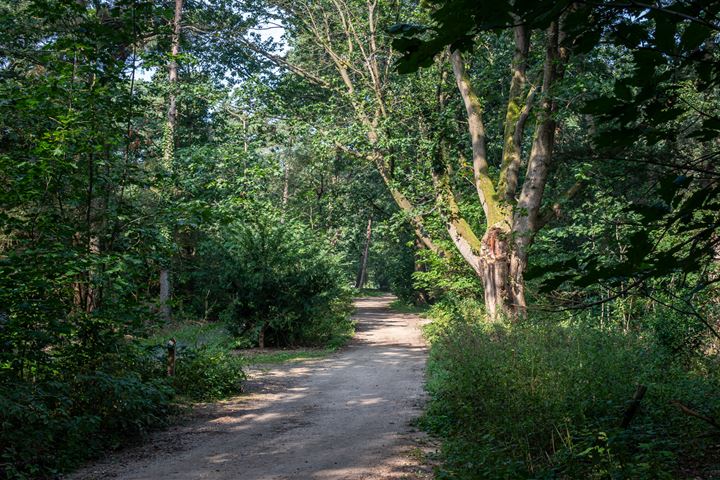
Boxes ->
[259,322,267,350]
[159,269,171,321]
[159,0,183,323]
[414,240,429,305]
[164,0,183,167]
[282,160,290,212]
[355,217,372,289]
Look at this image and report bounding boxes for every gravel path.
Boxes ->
[69,295,432,480]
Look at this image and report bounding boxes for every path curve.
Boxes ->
[70,295,431,480]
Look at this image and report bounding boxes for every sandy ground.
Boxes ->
[68,295,434,480]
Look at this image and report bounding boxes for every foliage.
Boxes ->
[3,0,720,477]
[172,346,245,401]
[220,211,355,348]
[422,303,720,479]
[0,341,175,479]
[367,221,418,300]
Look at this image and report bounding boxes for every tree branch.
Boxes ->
[498,24,530,204]
[450,48,501,224]
[238,38,333,90]
[535,180,584,230]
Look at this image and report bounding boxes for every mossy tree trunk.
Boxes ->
[266,3,574,319]
[440,22,568,319]
[159,0,183,323]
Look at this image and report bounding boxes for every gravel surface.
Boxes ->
[69,295,433,480]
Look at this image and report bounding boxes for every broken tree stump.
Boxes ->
[621,384,648,428]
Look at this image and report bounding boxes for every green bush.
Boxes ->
[422,307,720,479]
[0,370,174,479]
[173,346,245,401]
[0,328,247,478]
[220,214,354,348]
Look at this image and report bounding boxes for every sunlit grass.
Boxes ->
[355,288,390,297]
[144,321,231,349]
[145,319,352,366]
[243,348,336,364]
[389,299,429,314]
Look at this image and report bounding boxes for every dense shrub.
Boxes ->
[220,215,354,348]
[173,346,245,401]
[0,351,175,479]
[422,306,720,479]
[0,333,246,479]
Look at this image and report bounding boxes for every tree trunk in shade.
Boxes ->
[159,0,183,323]
[355,217,372,289]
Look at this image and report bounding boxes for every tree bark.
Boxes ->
[355,217,373,289]
[159,0,183,323]
[259,322,267,350]
[159,268,171,322]
[477,228,510,319]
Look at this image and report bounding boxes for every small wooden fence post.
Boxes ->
[167,338,176,376]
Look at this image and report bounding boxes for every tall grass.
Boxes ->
[422,305,720,479]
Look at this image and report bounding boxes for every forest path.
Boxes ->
[69,295,432,480]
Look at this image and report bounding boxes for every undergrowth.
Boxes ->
[421,300,720,479]
[1,324,246,479]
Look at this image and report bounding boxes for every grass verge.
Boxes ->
[389,299,429,315]
[242,348,336,364]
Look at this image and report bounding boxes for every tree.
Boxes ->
[390,1,608,317]
[240,0,598,317]
[391,0,720,318]
[159,0,185,323]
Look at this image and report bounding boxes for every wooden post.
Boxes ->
[167,338,176,376]
[621,384,647,428]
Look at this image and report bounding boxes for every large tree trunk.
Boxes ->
[475,228,528,320]
[509,248,528,314]
[479,222,531,320]
[477,228,512,319]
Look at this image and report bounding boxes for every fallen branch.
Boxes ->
[670,400,720,430]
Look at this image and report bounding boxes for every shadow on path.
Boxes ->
[70,295,432,480]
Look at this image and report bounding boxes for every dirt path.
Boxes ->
[69,295,432,480]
